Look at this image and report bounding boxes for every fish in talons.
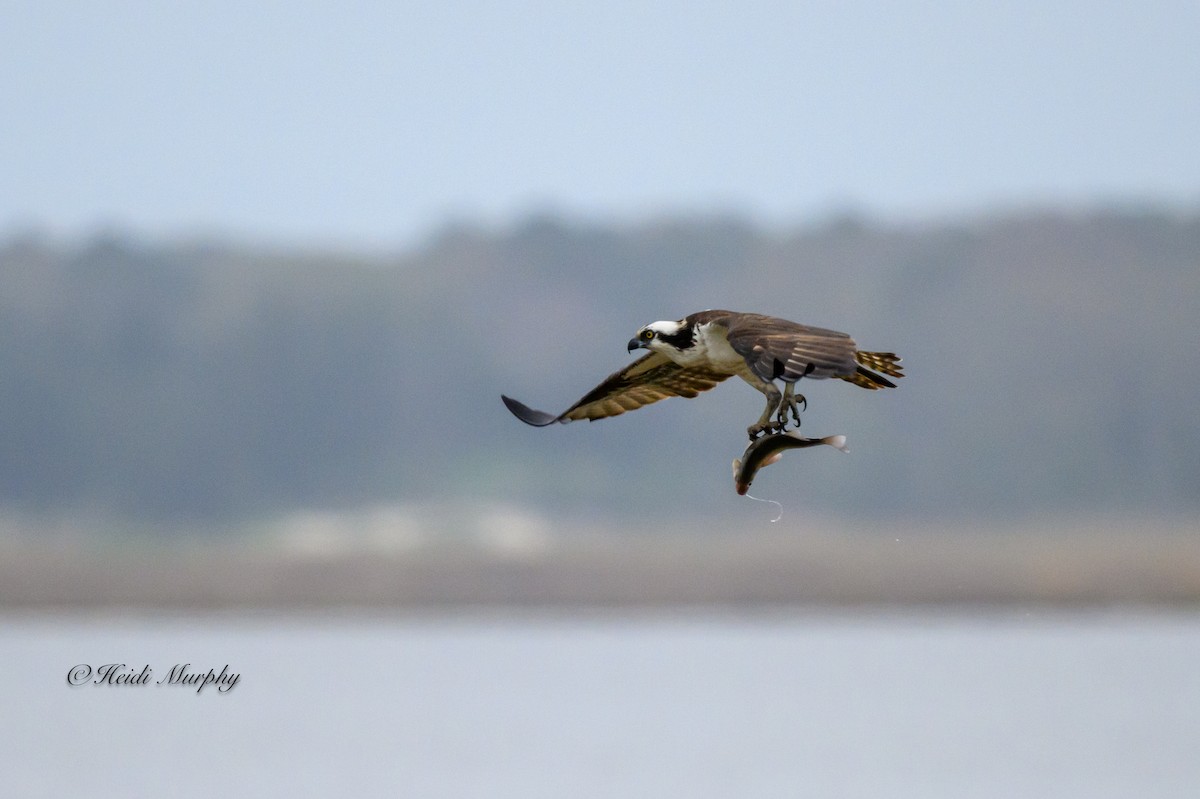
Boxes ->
[732,430,849,496]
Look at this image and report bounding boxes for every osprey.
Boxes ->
[502,310,903,439]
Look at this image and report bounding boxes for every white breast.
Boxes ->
[653,321,769,390]
[694,322,746,370]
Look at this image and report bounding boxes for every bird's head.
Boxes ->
[628,320,691,353]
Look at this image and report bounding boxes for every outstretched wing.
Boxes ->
[722,313,859,383]
[502,351,731,426]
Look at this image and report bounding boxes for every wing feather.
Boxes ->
[502,351,731,426]
[723,314,859,382]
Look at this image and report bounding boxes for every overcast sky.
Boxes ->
[3,1,1198,249]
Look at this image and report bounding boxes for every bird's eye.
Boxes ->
[641,329,655,341]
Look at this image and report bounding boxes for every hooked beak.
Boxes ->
[627,338,645,353]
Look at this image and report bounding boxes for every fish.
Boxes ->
[732,431,848,495]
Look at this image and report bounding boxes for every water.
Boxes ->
[6,609,1199,797]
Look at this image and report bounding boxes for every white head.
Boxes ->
[627,320,692,354]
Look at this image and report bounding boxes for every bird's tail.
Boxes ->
[841,350,903,390]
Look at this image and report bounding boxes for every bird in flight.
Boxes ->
[502,310,902,439]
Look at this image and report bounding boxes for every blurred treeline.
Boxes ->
[1,208,1197,527]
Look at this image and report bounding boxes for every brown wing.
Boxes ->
[502,351,731,426]
[722,313,859,383]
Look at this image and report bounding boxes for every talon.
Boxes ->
[787,393,808,426]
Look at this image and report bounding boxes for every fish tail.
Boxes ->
[823,435,849,453]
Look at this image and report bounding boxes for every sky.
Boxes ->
[2,1,1198,249]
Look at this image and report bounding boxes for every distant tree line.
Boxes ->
[1,208,1197,525]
